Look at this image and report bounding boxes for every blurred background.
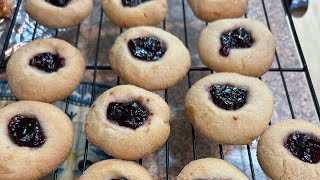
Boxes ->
[293,0,320,99]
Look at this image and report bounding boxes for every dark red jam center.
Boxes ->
[8,115,46,147]
[111,178,127,180]
[210,84,248,110]
[29,52,65,73]
[122,0,150,7]
[219,27,253,57]
[284,132,320,163]
[107,101,149,129]
[46,0,71,7]
[128,36,166,61]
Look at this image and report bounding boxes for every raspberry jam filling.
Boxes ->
[128,36,166,61]
[284,132,320,163]
[111,178,127,180]
[107,101,149,129]
[46,0,71,7]
[8,115,46,147]
[122,0,151,7]
[219,27,253,57]
[29,52,65,73]
[210,84,248,110]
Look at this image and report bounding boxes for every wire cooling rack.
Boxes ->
[1,0,320,179]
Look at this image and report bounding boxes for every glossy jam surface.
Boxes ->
[210,84,248,110]
[219,27,253,57]
[107,101,149,129]
[45,0,71,7]
[122,0,150,7]
[29,52,65,73]
[8,115,46,147]
[128,36,166,61]
[284,132,320,163]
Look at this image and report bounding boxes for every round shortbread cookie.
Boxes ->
[7,38,86,103]
[109,26,191,91]
[257,120,320,180]
[198,19,276,77]
[80,159,153,180]
[25,0,93,28]
[0,101,73,180]
[178,158,248,180]
[187,0,248,22]
[185,72,274,145]
[85,85,170,160]
[102,0,167,28]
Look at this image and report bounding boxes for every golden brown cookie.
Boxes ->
[198,19,276,77]
[185,72,274,145]
[25,0,93,28]
[80,159,153,180]
[109,26,191,91]
[187,0,248,22]
[178,158,248,180]
[0,101,74,180]
[85,85,170,160]
[7,38,86,103]
[257,120,320,180]
[0,0,14,18]
[102,0,167,28]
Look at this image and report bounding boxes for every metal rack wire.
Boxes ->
[1,0,319,179]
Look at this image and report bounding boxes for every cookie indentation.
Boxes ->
[122,0,150,7]
[107,101,149,129]
[284,132,320,163]
[219,27,253,57]
[8,115,46,147]
[111,178,128,180]
[29,52,65,73]
[210,84,248,110]
[128,36,166,61]
[45,0,71,7]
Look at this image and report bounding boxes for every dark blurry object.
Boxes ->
[0,0,14,18]
[288,0,309,17]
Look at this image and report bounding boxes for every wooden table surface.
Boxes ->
[293,0,320,99]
